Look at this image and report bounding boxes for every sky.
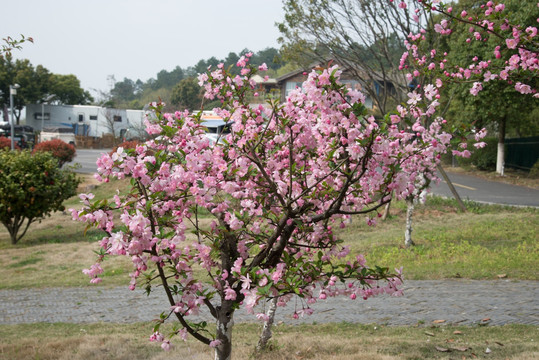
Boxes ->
[4,0,285,98]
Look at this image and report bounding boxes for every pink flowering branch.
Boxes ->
[399,0,539,97]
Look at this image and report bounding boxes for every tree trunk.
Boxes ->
[404,197,415,248]
[257,297,278,351]
[496,116,506,175]
[3,105,9,123]
[437,164,466,212]
[214,311,234,360]
[9,227,17,245]
[381,197,392,221]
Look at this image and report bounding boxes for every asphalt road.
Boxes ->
[69,148,110,174]
[70,149,539,207]
[431,169,539,207]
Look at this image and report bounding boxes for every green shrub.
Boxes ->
[0,150,80,244]
[33,139,76,167]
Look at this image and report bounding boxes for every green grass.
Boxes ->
[61,176,132,211]
[340,197,539,280]
[0,322,537,360]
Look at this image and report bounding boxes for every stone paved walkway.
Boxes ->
[2,280,538,326]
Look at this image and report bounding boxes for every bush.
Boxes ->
[0,137,20,150]
[0,150,80,244]
[33,139,76,167]
[457,137,498,171]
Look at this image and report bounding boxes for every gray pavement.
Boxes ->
[2,280,538,326]
[431,170,539,207]
[68,148,110,174]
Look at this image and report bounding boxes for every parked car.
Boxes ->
[0,123,35,149]
[39,126,76,146]
[199,112,230,145]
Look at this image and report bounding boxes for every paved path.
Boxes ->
[431,170,539,207]
[68,148,110,174]
[2,280,537,326]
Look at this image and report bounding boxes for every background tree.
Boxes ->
[100,48,286,111]
[250,47,282,72]
[49,74,93,105]
[100,108,123,143]
[109,77,138,107]
[0,149,79,244]
[0,57,92,123]
[152,66,187,90]
[0,58,35,123]
[436,0,539,173]
[170,77,202,110]
[278,0,433,114]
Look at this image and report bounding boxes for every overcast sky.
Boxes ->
[4,0,285,97]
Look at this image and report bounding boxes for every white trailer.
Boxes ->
[24,104,145,139]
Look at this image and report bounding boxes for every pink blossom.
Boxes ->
[256,313,270,321]
[506,38,518,49]
[240,274,251,290]
[470,82,483,96]
[161,340,172,351]
[224,287,237,300]
[228,213,244,230]
[515,82,533,94]
[407,91,422,105]
[236,56,247,67]
[474,128,488,141]
[474,142,487,149]
[150,332,164,343]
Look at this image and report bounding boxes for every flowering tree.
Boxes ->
[398,0,538,173]
[73,54,455,359]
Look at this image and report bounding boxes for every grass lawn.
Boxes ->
[0,323,537,360]
[341,197,539,280]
